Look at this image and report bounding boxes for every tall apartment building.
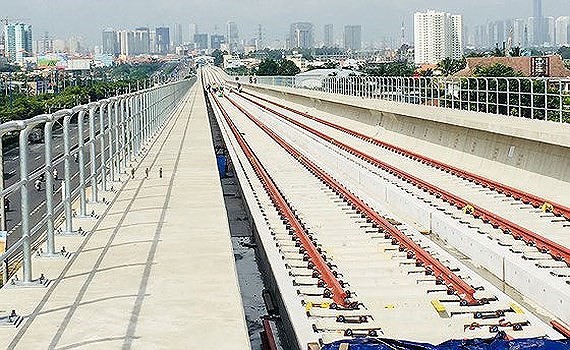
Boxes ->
[533,0,544,45]
[193,33,208,50]
[4,23,32,63]
[117,30,135,56]
[414,10,463,65]
[290,22,314,49]
[512,19,527,47]
[210,34,225,50]
[545,16,555,44]
[133,27,151,55]
[555,16,570,46]
[323,24,334,47]
[173,23,183,46]
[156,27,170,55]
[102,28,119,55]
[226,21,239,53]
[343,25,362,50]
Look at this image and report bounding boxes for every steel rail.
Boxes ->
[236,91,570,266]
[223,93,481,306]
[241,90,570,221]
[209,91,349,307]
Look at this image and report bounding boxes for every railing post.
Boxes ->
[542,79,548,120]
[77,110,88,217]
[99,103,108,191]
[531,80,535,119]
[120,98,128,170]
[43,119,56,255]
[88,104,99,202]
[62,111,75,234]
[107,101,115,182]
[19,124,33,282]
[505,78,509,115]
[114,99,121,175]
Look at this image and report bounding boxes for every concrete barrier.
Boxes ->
[243,84,570,207]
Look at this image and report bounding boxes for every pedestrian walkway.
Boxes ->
[0,83,251,349]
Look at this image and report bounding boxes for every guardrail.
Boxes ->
[0,78,193,285]
[230,73,570,123]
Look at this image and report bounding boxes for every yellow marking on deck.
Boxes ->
[431,299,446,313]
[510,303,525,314]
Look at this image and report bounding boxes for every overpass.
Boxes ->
[0,66,568,349]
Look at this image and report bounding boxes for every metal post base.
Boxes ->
[55,227,88,237]
[38,247,73,260]
[6,274,51,289]
[0,310,23,328]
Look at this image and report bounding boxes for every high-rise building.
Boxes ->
[156,27,170,55]
[545,17,555,45]
[133,27,151,55]
[4,23,32,63]
[117,30,135,56]
[102,28,119,56]
[173,23,183,46]
[527,17,535,45]
[414,10,463,65]
[189,23,198,44]
[193,33,208,50]
[290,22,314,49]
[68,36,81,54]
[226,21,239,53]
[512,19,526,47]
[473,25,488,48]
[210,34,225,50]
[344,25,362,50]
[324,24,334,47]
[555,16,570,46]
[533,0,544,45]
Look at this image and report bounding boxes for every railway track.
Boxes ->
[204,70,564,345]
[216,82,569,330]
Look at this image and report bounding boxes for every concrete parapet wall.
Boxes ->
[243,83,570,207]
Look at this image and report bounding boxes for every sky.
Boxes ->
[1,0,569,47]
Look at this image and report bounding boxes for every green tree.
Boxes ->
[278,59,301,76]
[437,58,466,76]
[256,59,300,76]
[212,49,224,67]
[361,62,415,77]
[256,59,280,76]
[473,63,523,77]
[558,46,570,59]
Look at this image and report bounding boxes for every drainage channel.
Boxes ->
[206,90,286,349]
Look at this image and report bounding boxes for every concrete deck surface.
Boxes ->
[0,83,250,349]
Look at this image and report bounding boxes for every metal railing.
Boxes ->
[232,74,570,123]
[0,78,193,285]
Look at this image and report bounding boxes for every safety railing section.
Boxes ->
[231,73,570,123]
[0,78,193,285]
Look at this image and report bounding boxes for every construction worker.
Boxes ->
[53,168,58,180]
[34,179,42,191]
[159,167,163,178]
[145,167,149,178]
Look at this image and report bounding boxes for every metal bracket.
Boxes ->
[0,310,23,328]
[6,274,51,289]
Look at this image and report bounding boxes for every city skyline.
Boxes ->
[2,0,569,47]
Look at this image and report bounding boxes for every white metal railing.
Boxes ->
[231,73,570,123]
[0,78,193,285]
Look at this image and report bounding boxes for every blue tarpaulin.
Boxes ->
[216,155,227,178]
[321,333,570,350]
